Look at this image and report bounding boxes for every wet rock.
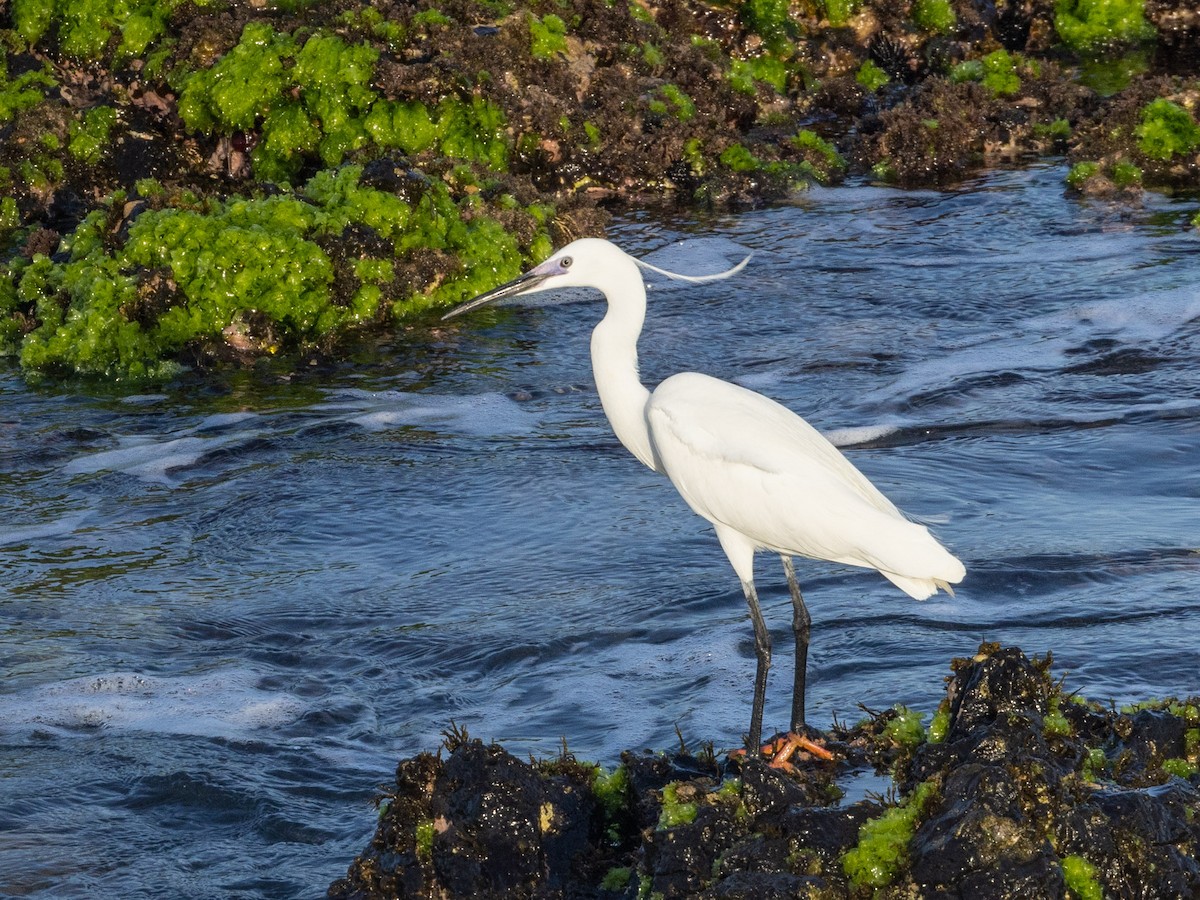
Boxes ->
[329,737,596,899]
[333,647,1200,899]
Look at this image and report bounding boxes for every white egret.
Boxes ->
[443,238,965,756]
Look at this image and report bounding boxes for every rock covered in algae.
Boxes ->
[5,0,1200,379]
[330,644,1200,899]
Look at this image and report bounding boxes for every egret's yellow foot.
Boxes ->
[764,732,834,769]
[730,733,834,771]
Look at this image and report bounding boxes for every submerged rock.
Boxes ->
[330,645,1200,898]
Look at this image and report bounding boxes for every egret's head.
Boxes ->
[441,237,750,320]
[441,239,622,320]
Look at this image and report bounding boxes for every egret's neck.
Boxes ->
[590,279,659,472]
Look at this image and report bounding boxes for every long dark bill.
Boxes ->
[441,270,551,320]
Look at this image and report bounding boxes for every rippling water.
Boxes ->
[2,164,1199,897]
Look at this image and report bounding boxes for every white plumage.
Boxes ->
[445,237,964,750]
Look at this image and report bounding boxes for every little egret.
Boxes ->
[443,238,965,755]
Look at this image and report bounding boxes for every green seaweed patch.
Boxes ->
[789,129,845,184]
[414,819,435,861]
[68,106,118,165]
[411,8,454,27]
[823,0,861,28]
[728,55,790,95]
[1067,160,1101,188]
[1043,694,1072,738]
[1054,0,1155,54]
[0,56,56,125]
[882,705,928,749]
[529,13,568,60]
[1135,98,1200,161]
[592,764,631,820]
[657,781,699,829]
[1110,159,1143,187]
[739,0,795,56]
[178,23,510,182]
[600,866,632,891]
[842,779,938,888]
[951,49,1024,97]
[856,59,890,92]
[719,143,761,173]
[927,703,950,743]
[1081,745,1109,782]
[10,0,183,62]
[1162,758,1198,779]
[1061,853,1103,900]
[1033,118,1072,142]
[912,0,957,34]
[649,84,696,122]
[8,165,548,379]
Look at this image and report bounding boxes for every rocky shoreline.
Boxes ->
[329,644,1200,898]
[1,0,1199,378]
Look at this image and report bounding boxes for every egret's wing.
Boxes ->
[645,373,964,591]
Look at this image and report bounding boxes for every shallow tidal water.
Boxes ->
[2,164,1199,897]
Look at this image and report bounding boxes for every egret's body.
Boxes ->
[445,238,965,750]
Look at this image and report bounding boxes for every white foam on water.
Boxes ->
[63,435,217,482]
[193,411,260,431]
[0,511,90,546]
[825,422,901,447]
[329,389,536,436]
[878,284,1200,407]
[0,670,307,738]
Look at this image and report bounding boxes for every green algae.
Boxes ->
[739,0,795,56]
[592,764,631,821]
[1162,758,1199,778]
[0,56,55,124]
[8,165,550,379]
[728,56,790,95]
[927,704,950,744]
[1135,98,1200,161]
[952,49,1023,97]
[1081,745,1109,781]
[68,106,118,165]
[415,819,435,861]
[657,781,699,829]
[790,129,845,184]
[856,59,890,92]
[882,705,928,750]
[1110,159,1143,187]
[719,143,761,173]
[529,13,568,60]
[823,0,860,28]
[177,22,509,183]
[650,84,696,122]
[1054,0,1154,54]
[842,779,938,888]
[912,0,956,34]
[1044,693,1072,738]
[600,866,632,891]
[1061,854,1103,900]
[10,0,186,61]
[1067,160,1101,188]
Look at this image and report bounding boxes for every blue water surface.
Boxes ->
[2,164,1199,897]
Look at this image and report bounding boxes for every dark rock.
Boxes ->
[333,646,1200,899]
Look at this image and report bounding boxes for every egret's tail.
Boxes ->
[881,558,965,601]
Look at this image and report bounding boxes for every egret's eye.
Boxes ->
[560,256,573,269]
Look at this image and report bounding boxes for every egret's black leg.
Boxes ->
[781,556,811,731]
[740,579,771,750]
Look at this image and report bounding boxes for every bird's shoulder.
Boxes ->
[645,372,899,512]
[647,372,828,463]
